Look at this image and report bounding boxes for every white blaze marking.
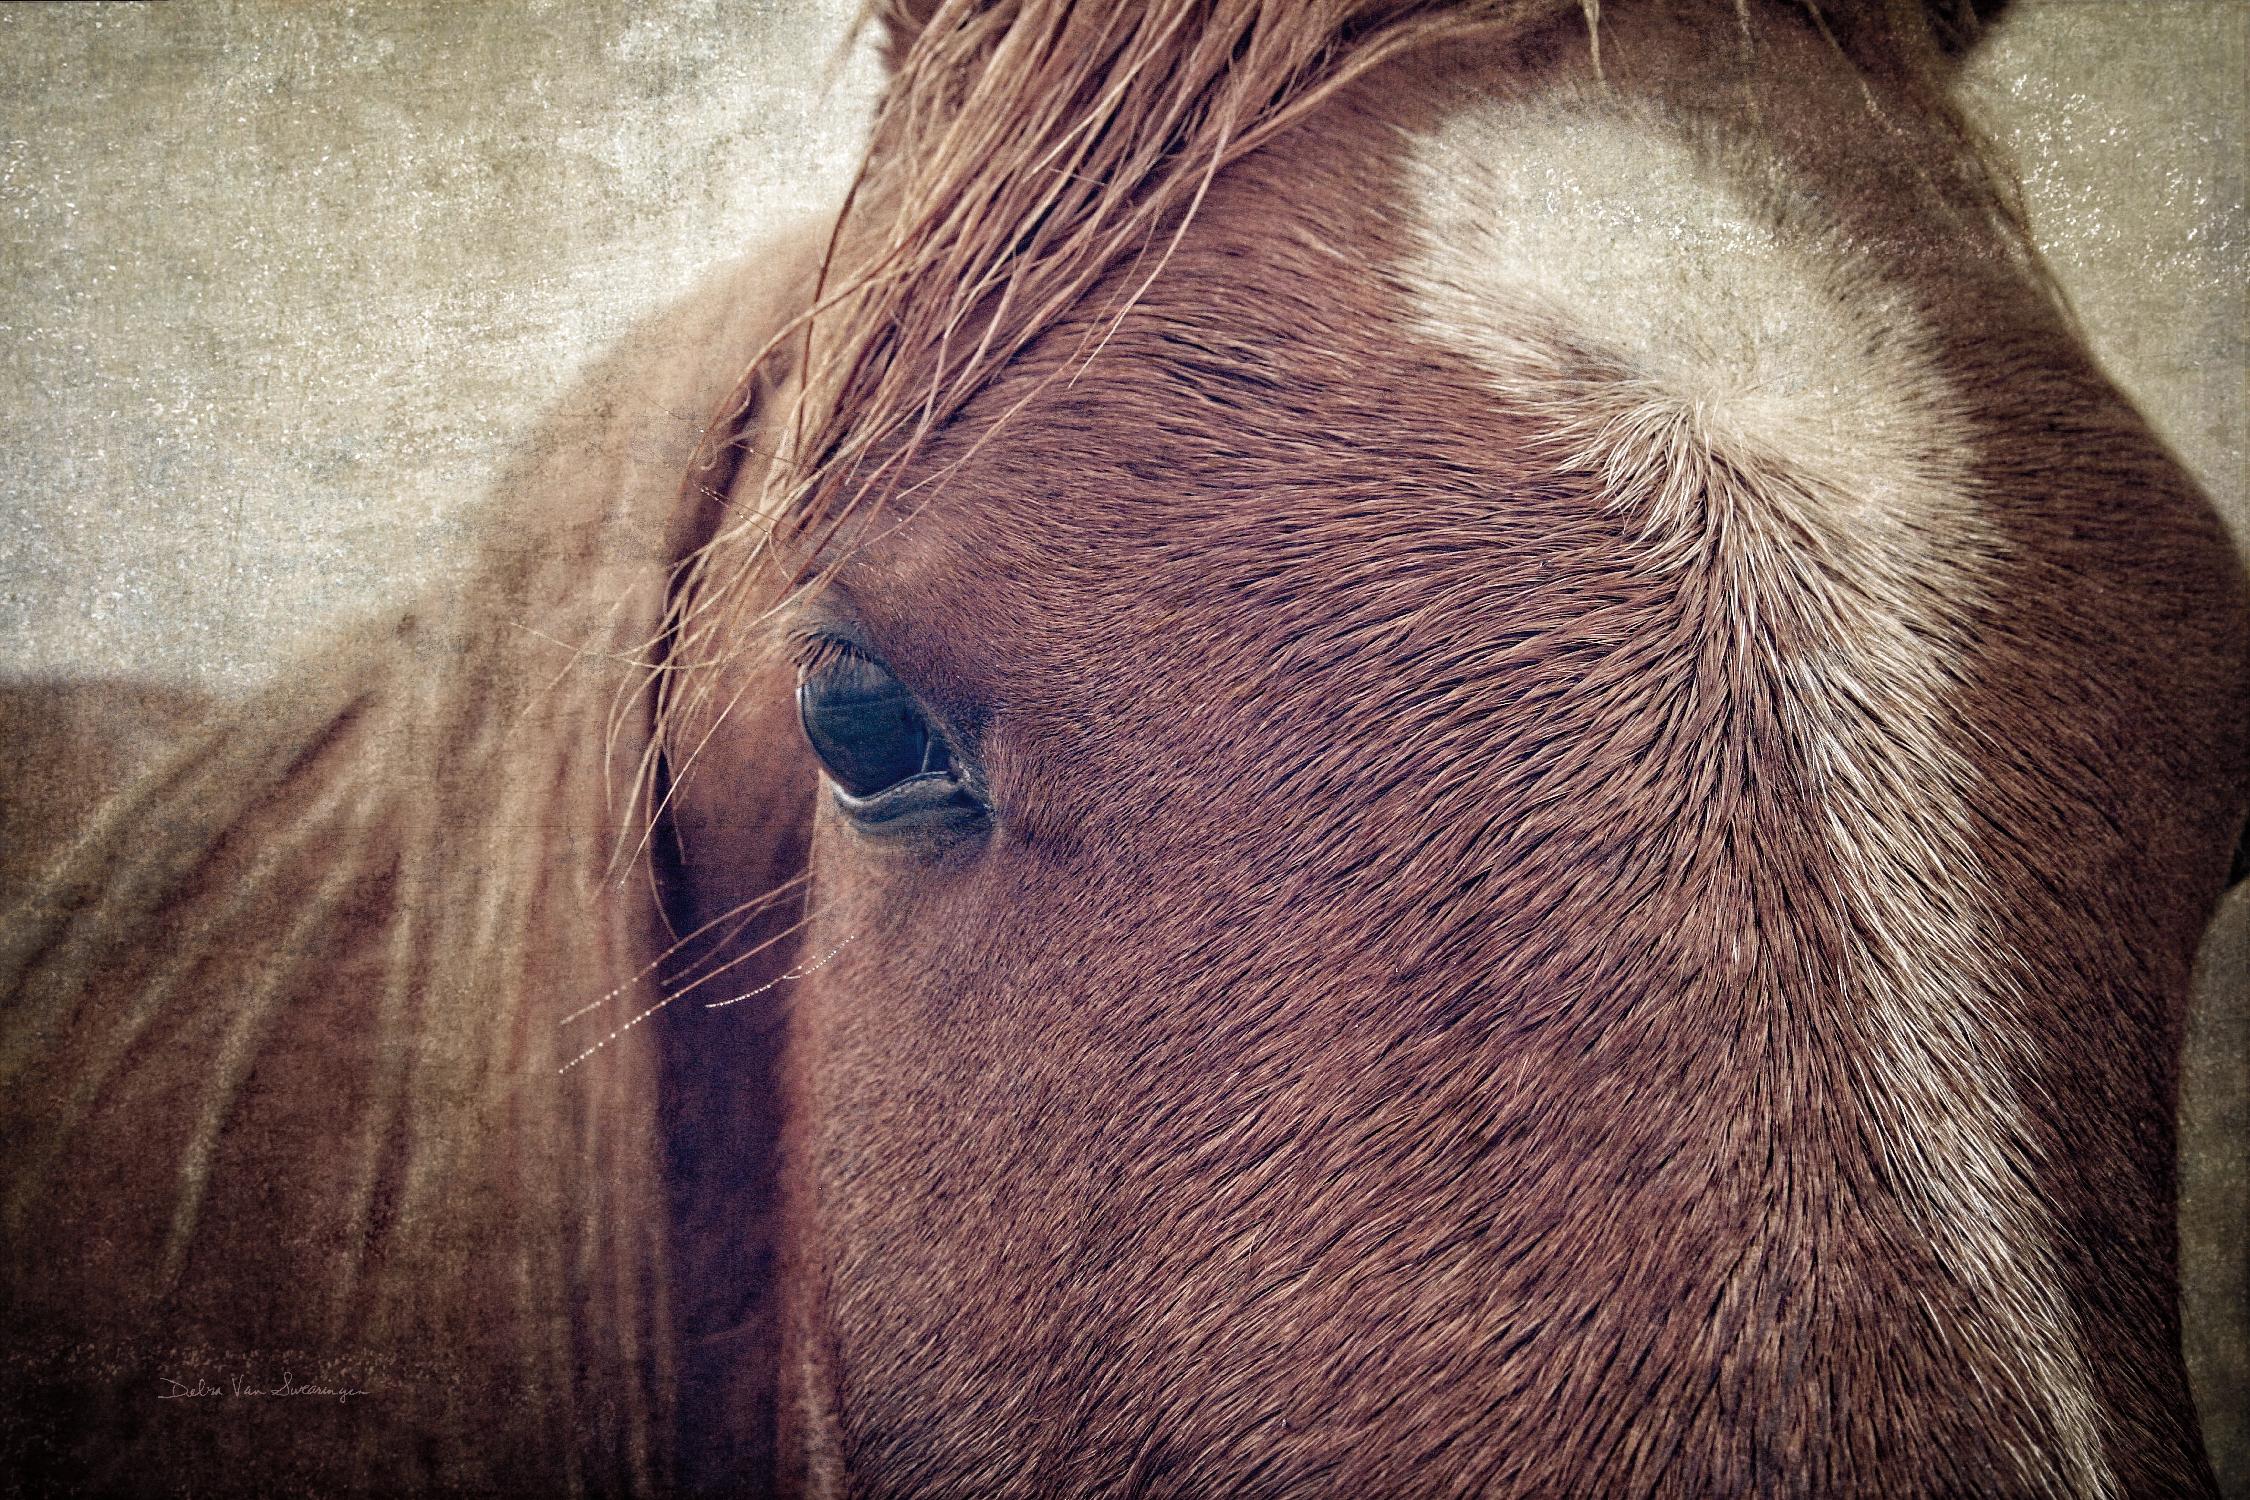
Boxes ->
[1399,97,2116,1496]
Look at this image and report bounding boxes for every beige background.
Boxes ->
[2,0,883,693]
[1,0,2244,1488]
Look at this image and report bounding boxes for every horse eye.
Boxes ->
[797,651,951,799]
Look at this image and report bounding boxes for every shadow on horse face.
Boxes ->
[646,6,2247,1495]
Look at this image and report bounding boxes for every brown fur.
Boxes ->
[4,2,2245,1495]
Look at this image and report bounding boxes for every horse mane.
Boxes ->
[0,240,825,1491]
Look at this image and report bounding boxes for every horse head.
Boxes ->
[2,2,2243,1495]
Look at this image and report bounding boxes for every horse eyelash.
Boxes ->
[787,630,876,681]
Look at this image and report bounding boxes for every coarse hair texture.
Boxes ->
[0,1,2042,1489]
[654,0,2036,793]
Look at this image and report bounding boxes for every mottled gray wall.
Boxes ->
[3,0,879,693]
[1,0,2244,1487]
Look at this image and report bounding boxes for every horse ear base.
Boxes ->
[1922,0,2011,59]
[1819,0,2013,70]
[878,2,2015,78]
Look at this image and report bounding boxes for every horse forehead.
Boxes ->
[1398,95,1974,514]
[863,87,1984,639]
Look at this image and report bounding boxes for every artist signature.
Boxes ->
[158,1373,368,1403]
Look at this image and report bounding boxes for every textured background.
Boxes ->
[2,0,884,692]
[1,0,2244,1488]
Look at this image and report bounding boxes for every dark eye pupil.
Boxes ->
[797,653,948,798]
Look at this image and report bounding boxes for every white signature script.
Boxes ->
[158,1373,368,1403]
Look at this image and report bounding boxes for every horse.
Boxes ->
[3,0,2245,1494]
